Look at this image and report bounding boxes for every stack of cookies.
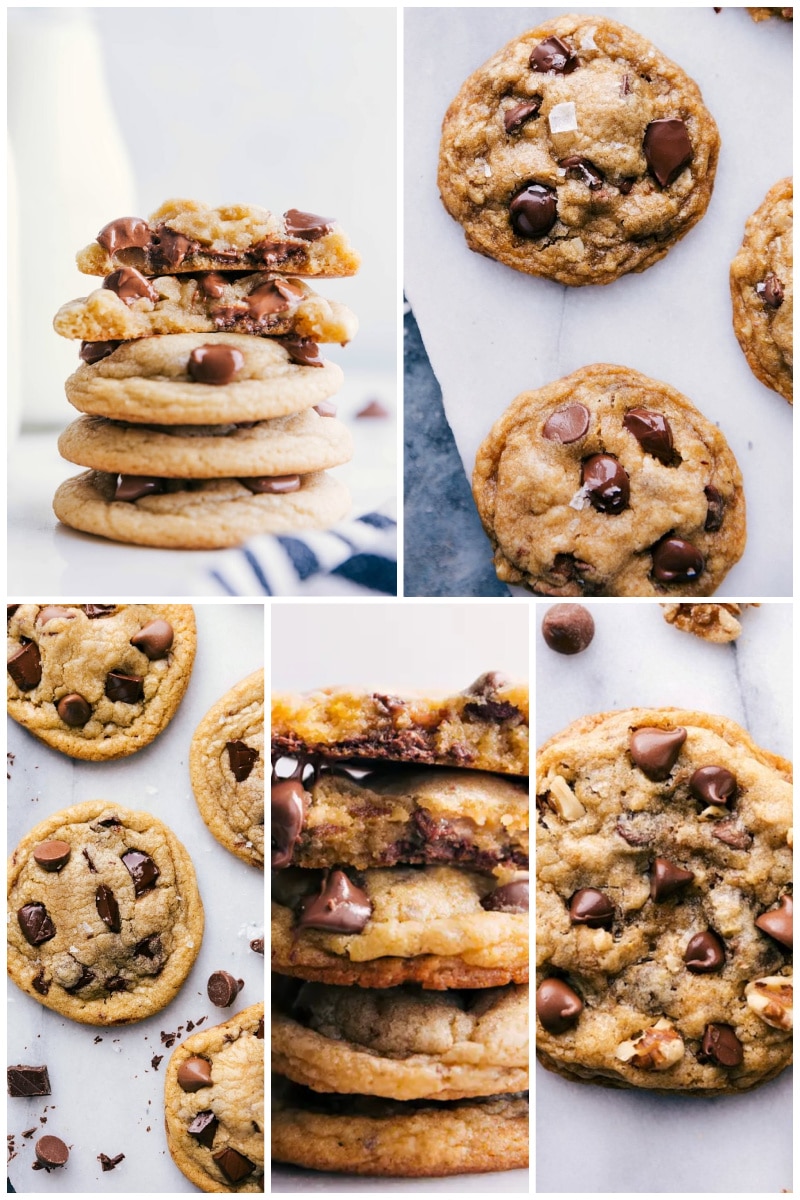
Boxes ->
[270,673,530,1178]
[51,199,360,549]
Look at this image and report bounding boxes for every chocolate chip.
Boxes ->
[643,118,693,187]
[7,642,42,690]
[509,183,558,238]
[134,934,162,959]
[56,694,91,727]
[32,841,71,872]
[275,336,324,368]
[97,217,151,254]
[212,1146,255,1184]
[542,402,590,443]
[227,740,260,782]
[623,408,674,463]
[581,454,630,514]
[17,902,56,945]
[756,274,784,308]
[32,971,50,995]
[95,885,121,932]
[704,485,725,532]
[7,1066,51,1098]
[188,1111,218,1149]
[255,1017,265,1039]
[284,209,334,240]
[239,475,301,494]
[629,726,687,780]
[541,604,595,654]
[712,821,752,850]
[187,344,244,386]
[197,272,227,299]
[207,970,244,1008]
[297,869,372,933]
[271,778,309,869]
[36,606,75,627]
[79,340,124,365]
[114,475,165,502]
[105,671,144,704]
[689,765,737,808]
[83,605,116,618]
[559,156,604,189]
[504,98,542,133]
[651,537,704,585]
[755,895,792,949]
[247,278,303,320]
[314,400,337,417]
[102,266,158,305]
[35,1136,69,1170]
[130,618,174,660]
[98,1153,125,1172]
[122,849,159,896]
[618,176,636,195]
[480,879,529,913]
[699,1023,743,1067]
[650,858,694,901]
[569,888,614,929]
[529,35,577,73]
[177,1056,213,1092]
[250,937,264,954]
[536,978,583,1033]
[684,930,725,973]
[152,224,197,269]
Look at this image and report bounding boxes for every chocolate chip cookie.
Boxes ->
[164,1002,264,1192]
[439,15,720,285]
[730,177,793,403]
[7,801,204,1024]
[473,364,746,596]
[536,708,792,1093]
[7,604,195,759]
[190,671,264,868]
[273,979,528,1100]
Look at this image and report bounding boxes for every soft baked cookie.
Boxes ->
[536,708,792,1093]
[190,671,264,869]
[54,272,357,344]
[272,1079,529,1176]
[165,1002,264,1192]
[77,199,360,278]
[7,604,195,759]
[730,178,793,402]
[272,864,529,989]
[662,602,754,643]
[439,15,719,285]
[53,470,351,549]
[7,800,204,1024]
[58,410,353,479]
[64,334,343,425]
[272,979,529,1100]
[271,673,529,776]
[473,364,745,596]
[272,763,529,870]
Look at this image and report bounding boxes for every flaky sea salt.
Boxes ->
[549,101,577,134]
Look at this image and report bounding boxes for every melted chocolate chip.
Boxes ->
[152,224,197,269]
[197,272,227,299]
[105,671,144,704]
[536,978,583,1033]
[711,821,752,850]
[684,930,725,973]
[247,278,303,320]
[56,693,91,727]
[480,879,529,913]
[504,98,542,133]
[8,641,42,690]
[187,344,245,386]
[689,765,737,808]
[227,740,260,782]
[699,1023,743,1067]
[95,884,121,932]
[130,619,173,660]
[651,538,704,585]
[18,902,56,945]
[650,858,694,901]
[296,869,372,933]
[83,605,116,618]
[509,183,557,238]
[622,408,674,463]
[559,155,604,189]
[629,726,687,781]
[114,475,165,502]
[569,888,614,929]
[271,778,309,869]
[542,402,590,443]
[239,475,301,494]
[581,454,630,514]
[756,274,784,308]
[79,339,124,365]
[275,336,324,367]
[643,119,693,187]
[97,217,152,255]
[122,849,160,896]
[102,266,158,305]
[704,485,725,532]
[530,35,577,74]
[284,209,334,240]
[36,606,75,626]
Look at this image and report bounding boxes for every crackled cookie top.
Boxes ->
[473,364,745,597]
[730,177,793,403]
[7,801,204,1025]
[190,671,264,868]
[7,604,195,760]
[77,199,360,278]
[536,708,792,1093]
[439,15,719,285]
[165,1003,264,1193]
[273,979,529,1101]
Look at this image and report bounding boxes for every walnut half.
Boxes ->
[615,1018,685,1070]
[745,976,793,1031]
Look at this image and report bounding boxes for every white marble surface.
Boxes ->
[405,7,793,596]
[534,599,792,1193]
[6,604,265,1193]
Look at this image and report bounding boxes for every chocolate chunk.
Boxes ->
[188,1111,218,1149]
[541,604,595,654]
[615,818,652,846]
[212,1146,255,1184]
[239,475,301,494]
[64,965,96,993]
[32,841,71,872]
[542,402,590,443]
[651,537,704,585]
[187,344,244,386]
[357,399,390,418]
[463,698,520,723]
[569,887,614,929]
[684,930,725,973]
[35,1136,69,1170]
[32,972,50,995]
[83,605,115,618]
[114,475,165,502]
[629,726,687,780]
[152,224,197,269]
[36,606,75,626]
[7,605,20,617]
[250,937,264,954]
[529,35,577,74]
[314,400,337,417]
[56,694,91,727]
[618,176,636,195]
[17,903,56,945]
[207,970,244,1008]
[756,274,784,308]
[643,118,693,187]
[96,884,121,932]
[297,869,372,933]
[699,1023,743,1067]
[7,1066,51,1098]
[689,765,737,808]
[105,975,128,993]
[509,183,558,238]
[98,1153,125,1172]
[105,671,144,704]
[504,98,542,133]
[650,858,694,901]
[559,155,604,189]
[8,642,42,691]
[80,339,124,365]
[271,777,309,869]
[275,336,324,368]
[284,208,334,240]
[197,272,227,299]
[227,740,260,783]
[122,849,160,896]
[623,408,674,463]
[704,485,725,532]
[581,454,630,514]
[102,266,158,305]
[711,821,752,850]
[481,879,529,913]
[755,895,792,949]
[134,934,162,959]
[130,618,173,660]
[536,978,583,1033]
[97,216,151,254]
[255,1017,265,1039]
[177,1056,213,1092]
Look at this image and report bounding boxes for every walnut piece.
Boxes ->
[745,976,793,1031]
[661,603,756,643]
[547,775,586,822]
[615,1019,685,1070]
